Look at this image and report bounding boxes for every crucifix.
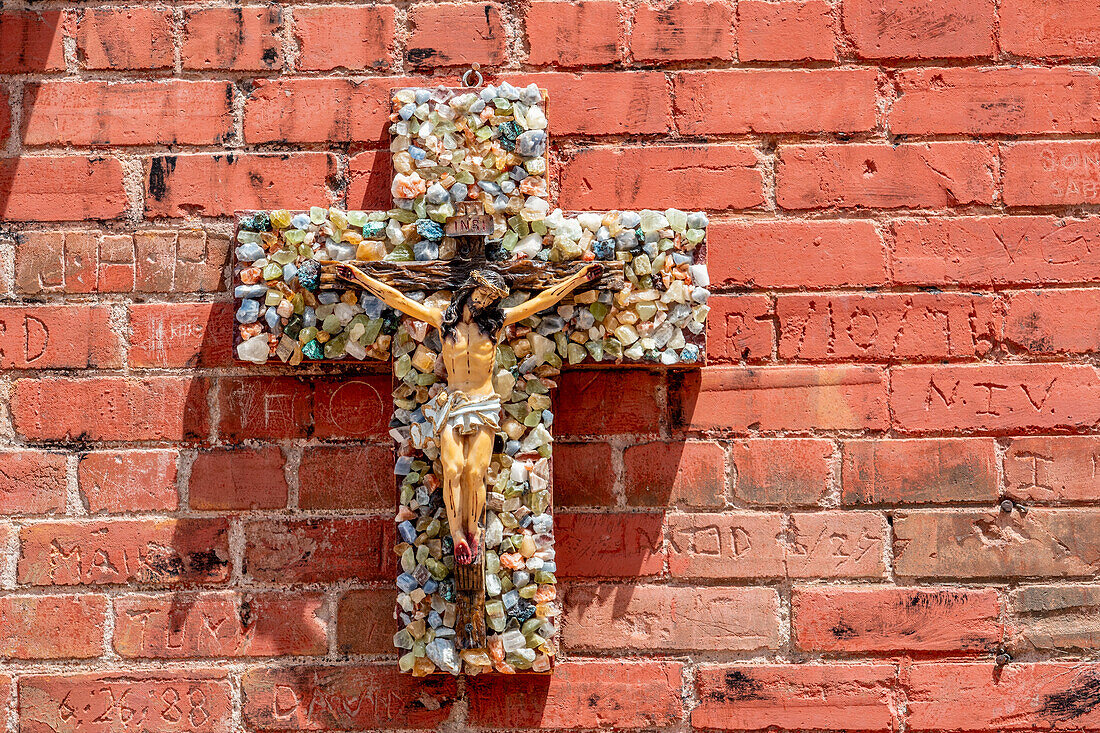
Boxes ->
[231,77,711,676]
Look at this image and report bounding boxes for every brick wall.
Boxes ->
[2,0,1100,729]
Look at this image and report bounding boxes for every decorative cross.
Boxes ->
[231,80,711,676]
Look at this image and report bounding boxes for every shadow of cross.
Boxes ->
[231,82,711,675]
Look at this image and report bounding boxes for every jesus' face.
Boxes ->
[469,286,498,310]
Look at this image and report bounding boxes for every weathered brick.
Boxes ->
[0,10,66,73]
[667,512,783,578]
[244,518,394,584]
[0,305,122,369]
[624,441,726,508]
[556,370,663,436]
[565,584,779,651]
[0,88,9,148]
[706,295,774,363]
[1000,0,1100,58]
[778,292,999,362]
[0,450,66,515]
[738,0,836,61]
[843,0,994,59]
[298,445,391,510]
[190,446,287,510]
[842,439,998,505]
[526,1,621,66]
[20,672,232,733]
[694,663,899,731]
[468,661,684,729]
[242,666,457,729]
[217,376,312,442]
[245,77,402,145]
[905,662,1100,731]
[0,157,127,222]
[1003,141,1100,206]
[337,589,396,655]
[405,3,505,67]
[144,153,336,218]
[14,377,209,442]
[892,216,1100,286]
[74,7,173,69]
[559,144,764,211]
[631,1,735,61]
[554,441,615,507]
[311,375,393,439]
[346,150,394,210]
[114,592,325,658]
[129,302,234,368]
[181,6,282,70]
[777,143,997,210]
[19,519,230,586]
[732,439,832,507]
[674,366,888,432]
[510,71,672,135]
[295,5,395,71]
[674,69,877,134]
[78,450,178,513]
[1005,436,1100,503]
[1005,288,1100,355]
[556,512,665,577]
[0,595,105,659]
[891,364,1100,433]
[793,586,1001,652]
[787,512,886,579]
[1008,585,1100,654]
[708,220,887,289]
[894,509,1100,579]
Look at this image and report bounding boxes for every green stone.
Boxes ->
[322,314,342,333]
[589,302,610,322]
[302,339,323,360]
[262,262,283,281]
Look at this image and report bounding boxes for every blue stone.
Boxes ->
[361,294,384,318]
[396,572,419,593]
[235,299,260,324]
[408,145,426,161]
[505,439,521,456]
[450,183,468,202]
[619,211,641,229]
[291,213,310,229]
[398,520,417,544]
[422,579,439,595]
[414,240,439,261]
[302,306,317,328]
[515,129,546,158]
[264,307,280,331]
[593,240,615,260]
[416,219,444,241]
[414,88,431,104]
[235,243,264,262]
[297,259,321,290]
[234,284,268,298]
[478,180,502,196]
[428,610,442,628]
[399,102,416,120]
[671,252,692,265]
[282,263,297,283]
[615,231,639,251]
[680,344,701,362]
[479,85,497,102]
[317,291,339,305]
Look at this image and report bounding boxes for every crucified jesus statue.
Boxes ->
[335,260,603,566]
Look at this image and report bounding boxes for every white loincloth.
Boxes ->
[424,390,502,437]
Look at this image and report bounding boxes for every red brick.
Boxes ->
[129,302,234,368]
[793,587,1001,652]
[777,143,997,210]
[1004,141,1100,206]
[732,439,832,507]
[843,0,993,59]
[708,220,887,289]
[298,445,391,510]
[245,77,405,145]
[694,663,899,731]
[674,366,888,432]
[892,67,1100,135]
[182,6,282,70]
[1004,437,1100,503]
[842,439,997,505]
[624,441,726,507]
[0,450,66,515]
[777,292,1000,362]
[406,3,505,67]
[1008,585,1100,654]
[526,1,621,66]
[511,72,672,135]
[0,304,121,369]
[787,511,886,579]
[312,375,393,439]
[894,509,1100,579]
[337,589,396,654]
[19,519,230,586]
[0,88,9,148]
[74,7,173,69]
[295,5,395,71]
[0,157,127,222]
[175,230,230,293]
[556,370,663,435]
[346,150,393,210]
[892,216,1100,286]
[556,512,665,577]
[244,517,394,584]
[631,1,735,61]
[554,441,615,506]
[243,666,456,729]
[468,661,684,729]
[20,672,232,733]
[905,662,1100,731]
[891,364,1100,433]
[144,153,335,218]
[674,69,877,134]
[0,11,66,73]
[738,0,836,61]
[0,595,105,659]
[560,144,763,211]
[706,295,774,363]
[14,377,209,442]
[1005,289,1100,355]
[190,446,287,510]
[565,584,779,651]
[1001,0,1100,58]
[667,512,784,578]
[217,376,312,442]
[114,592,325,658]
[78,450,178,513]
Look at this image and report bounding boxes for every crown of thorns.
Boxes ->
[469,269,509,299]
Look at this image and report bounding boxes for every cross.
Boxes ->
[231,80,711,676]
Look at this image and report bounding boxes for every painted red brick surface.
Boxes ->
[2,3,1098,729]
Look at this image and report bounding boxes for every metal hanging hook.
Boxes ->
[462,63,483,88]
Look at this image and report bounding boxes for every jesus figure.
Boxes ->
[334,261,603,565]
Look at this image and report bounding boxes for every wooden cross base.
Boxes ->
[453,549,486,650]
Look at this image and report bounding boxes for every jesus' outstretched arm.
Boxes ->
[502,262,603,326]
[331,262,444,328]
